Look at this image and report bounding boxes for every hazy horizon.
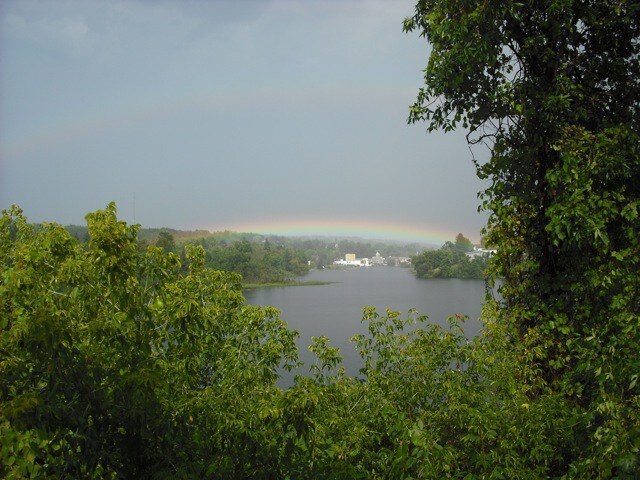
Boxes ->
[1,0,489,244]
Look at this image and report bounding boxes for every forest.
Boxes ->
[1,1,639,478]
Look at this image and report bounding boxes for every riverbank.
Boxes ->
[242,280,336,290]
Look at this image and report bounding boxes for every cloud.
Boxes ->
[4,11,91,57]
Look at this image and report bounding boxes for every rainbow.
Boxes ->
[205,217,455,245]
[3,85,411,159]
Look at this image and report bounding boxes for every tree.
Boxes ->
[454,232,473,252]
[0,204,299,477]
[155,228,175,252]
[412,234,487,278]
[405,0,639,476]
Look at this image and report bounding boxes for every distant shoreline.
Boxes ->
[242,280,336,290]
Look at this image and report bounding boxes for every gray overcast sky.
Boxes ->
[1,0,488,244]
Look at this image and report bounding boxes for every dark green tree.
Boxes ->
[412,234,487,279]
[405,0,640,476]
[155,228,175,252]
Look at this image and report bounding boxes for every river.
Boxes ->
[244,266,489,381]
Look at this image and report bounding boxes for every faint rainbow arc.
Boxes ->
[2,85,412,159]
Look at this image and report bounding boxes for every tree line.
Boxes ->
[66,225,429,284]
[182,237,310,284]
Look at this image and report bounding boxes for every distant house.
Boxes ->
[371,252,385,266]
[333,253,371,267]
[465,246,497,259]
[385,256,411,266]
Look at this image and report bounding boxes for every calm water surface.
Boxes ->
[244,267,489,379]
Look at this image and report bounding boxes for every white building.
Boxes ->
[333,254,371,267]
[465,246,497,259]
[371,252,385,266]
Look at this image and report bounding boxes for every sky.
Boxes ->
[0,0,489,245]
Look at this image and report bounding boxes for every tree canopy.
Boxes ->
[405,0,640,475]
[413,234,487,279]
[0,204,299,477]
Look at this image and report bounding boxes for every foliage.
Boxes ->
[154,229,175,252]
[441,232,474,253]
[181,236,311,284]
[412,234,488,279]
[412,249,487,279]
[405,0,640,476]
[3,198,637,478]
[2,2,639,477]
[0,204,299,477]
[0,204,582,478]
